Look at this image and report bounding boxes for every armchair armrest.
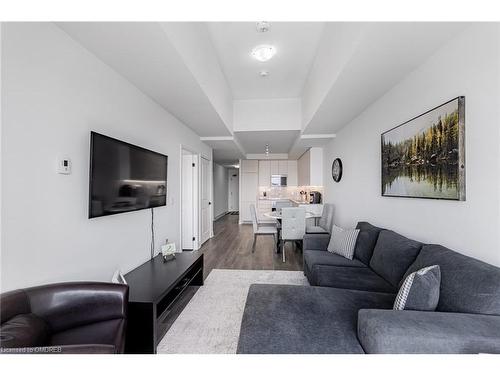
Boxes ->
[24,282,128,333]
[358,309,500,354]
[303,233,330,251]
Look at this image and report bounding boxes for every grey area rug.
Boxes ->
[157,269,308,354]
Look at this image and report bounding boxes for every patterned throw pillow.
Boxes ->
[393,265,441,311]
[327,225,360,260]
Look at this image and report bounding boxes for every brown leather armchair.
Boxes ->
[0,282,128,354]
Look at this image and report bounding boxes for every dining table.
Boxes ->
[264,210,319,250]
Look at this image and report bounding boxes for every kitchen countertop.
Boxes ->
[257,197,319,205]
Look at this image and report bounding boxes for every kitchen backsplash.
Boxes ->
[258,186,324,201]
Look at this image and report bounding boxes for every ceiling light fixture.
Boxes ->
[259,70,269,77]
[265,144,270,155]
[251,45,276,62]
[256,21,270,33]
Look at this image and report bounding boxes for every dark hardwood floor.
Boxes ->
[200,213,304,279]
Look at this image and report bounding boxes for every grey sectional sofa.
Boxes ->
[237,222,500,354]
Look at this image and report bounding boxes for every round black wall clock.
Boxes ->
[332,158,343,182]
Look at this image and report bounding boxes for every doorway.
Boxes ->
[228,168,239,212]
[200,156,212,246]
[181,148,198,250]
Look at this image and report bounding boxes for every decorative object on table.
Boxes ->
[331,158,343,182]
[393,265,441,311]
[381,96,465,200]
[161,240,177,262]
[299,190,308,202]
[327,224,360,260]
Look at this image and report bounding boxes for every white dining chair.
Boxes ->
[250,204,277,253]
[280,207,306,263]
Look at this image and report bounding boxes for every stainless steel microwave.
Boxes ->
[271,175,287,187]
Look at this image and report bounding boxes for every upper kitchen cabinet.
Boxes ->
[241,159,259,173]
[258,160,271,187]
[278,160,288,174]
[287,160,298,186]
[297,147,324,186]
[270,160,279,175]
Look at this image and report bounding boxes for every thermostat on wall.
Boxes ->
[57,157,72,174]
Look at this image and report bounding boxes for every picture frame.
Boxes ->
[381,97,465,200]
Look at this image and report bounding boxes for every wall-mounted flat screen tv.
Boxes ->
[89,132,168,218]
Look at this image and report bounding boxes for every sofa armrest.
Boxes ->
[303,233,330,251]
[358,309,500,354]
[24,282,128,333]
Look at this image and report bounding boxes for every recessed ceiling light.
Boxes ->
[256,21,270,33]
[259,70,269,77]
[251,45,276,62]
[265,144,270,155]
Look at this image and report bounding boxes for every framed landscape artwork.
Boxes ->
[381,97,465,200]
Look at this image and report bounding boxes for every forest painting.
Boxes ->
[381,97,465,200]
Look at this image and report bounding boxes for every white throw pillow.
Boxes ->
[327,225,360,260]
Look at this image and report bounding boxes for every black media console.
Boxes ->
[124,251,204,353]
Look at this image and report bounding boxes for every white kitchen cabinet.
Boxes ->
[240,164,258,223]
[241,159,258,173]
[270,160,279,175]
[287,160,298,186]
[278,160,288,174]
[258,160,270,187]
[297,147,323,186]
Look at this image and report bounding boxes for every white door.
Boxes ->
[200,157,211,245]
[181,153,197,250]
[228,169,239,211]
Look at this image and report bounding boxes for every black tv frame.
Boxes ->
[88,131,168,219]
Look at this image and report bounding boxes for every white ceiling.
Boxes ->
[207,22,325,99]
[234,130,300,153]
[57,22,232,137]
[57,22,470,166]
[304,23,468,134]
[200,137,244,166]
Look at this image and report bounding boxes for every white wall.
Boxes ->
[301,23,365,129]
[213,163,228,219]
[1,23,212,291]
[160,23,233,133]
[323,24,500,266]
[233,98,301,131]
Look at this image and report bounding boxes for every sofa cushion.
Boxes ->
[0,313,50,348]
[403,244,500,315]
[314,265,397,294]
[327,225,360,260]
[354,222,384,265]
[358,309,500,354]
[237,284,395,354]
[394,265,441,311]
[305,250,367,270]
[369,230,422,287]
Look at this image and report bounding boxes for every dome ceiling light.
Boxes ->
[251,45,276,62]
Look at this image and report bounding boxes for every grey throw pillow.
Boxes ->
[393,265,441,311]
[327,225,360,260]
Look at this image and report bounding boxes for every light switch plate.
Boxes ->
[57,157,71,174]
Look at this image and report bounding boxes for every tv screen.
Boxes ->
[89,132,167,218]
